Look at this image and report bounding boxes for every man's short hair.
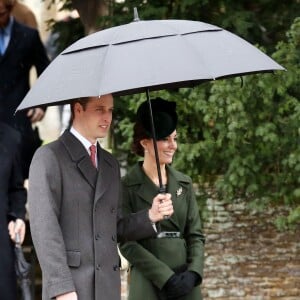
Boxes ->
[70,97,89,120]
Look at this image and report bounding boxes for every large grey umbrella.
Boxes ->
[17,15,284,110]
[17,12,284,190]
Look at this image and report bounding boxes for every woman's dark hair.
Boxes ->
[131,121,151,157]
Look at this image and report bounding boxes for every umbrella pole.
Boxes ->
[145,89,165,193]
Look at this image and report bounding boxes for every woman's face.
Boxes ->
[142,130,178,165]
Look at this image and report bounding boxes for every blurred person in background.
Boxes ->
[0,121,27,300]
[0,0,50,180]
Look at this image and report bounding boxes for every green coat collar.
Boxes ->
[123,162,192,230]
[124,161,190,187]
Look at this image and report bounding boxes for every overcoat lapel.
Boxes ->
[166,166,189,231]
[60,131,97,189]
[136,176,159,207]
[94,144,113,204]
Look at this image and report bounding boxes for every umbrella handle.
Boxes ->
[15,232,21,247]
[146,89,170,220]
[159,187,170,220]
[145,89,163,188]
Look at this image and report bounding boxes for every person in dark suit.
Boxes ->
[119,98,205,300]
[28,94,174,300]
[0,0,50,179]
[0,121,27,300]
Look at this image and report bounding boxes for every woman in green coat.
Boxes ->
[120,98,205,300]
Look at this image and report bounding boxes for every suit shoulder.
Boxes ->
[0,122,21,147]
[14,19,37,33]
[121,163,142,186]
[30,140,65,175]
[32,139,61,159]
[13,19,40,40]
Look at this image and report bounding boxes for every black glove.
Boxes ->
[163,271,199,299]
[163,273,183,300]
[181,270,200,288]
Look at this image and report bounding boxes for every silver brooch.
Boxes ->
[176,187,183,196]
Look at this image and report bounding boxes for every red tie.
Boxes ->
[89,145,97,168]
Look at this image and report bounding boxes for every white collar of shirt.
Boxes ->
[70,127,98,166]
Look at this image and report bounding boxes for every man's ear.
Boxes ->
[74,102,82,114]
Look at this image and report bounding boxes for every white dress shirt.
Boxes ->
[70,127,98,168]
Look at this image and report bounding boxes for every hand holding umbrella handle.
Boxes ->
[14,230,32,300]
[9,219,26,246]
[14,218,26,246]
[158,186,170,219]
[149,193,173,222]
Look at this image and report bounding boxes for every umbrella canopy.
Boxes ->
[17,18,284,111]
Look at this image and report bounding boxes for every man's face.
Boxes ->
[0,2,11,28]
[74,94,114,143]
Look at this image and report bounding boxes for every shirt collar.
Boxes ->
[70,126,97,154]
[2,16,13,36]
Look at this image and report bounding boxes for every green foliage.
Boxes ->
[274,206,300,231]
[110,0,299,53]
[114,18,300,229]
[46,17,85,57]
[49,1,300,229]
[42,0,84,58]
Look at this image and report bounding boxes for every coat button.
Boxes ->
[95,234,101,240]
[111,207,116,213]
[96,264,101,270]
[113,265,119,271]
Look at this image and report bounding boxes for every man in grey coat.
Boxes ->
[28,94,174,300]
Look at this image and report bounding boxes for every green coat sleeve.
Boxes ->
[184,182,205,281]
[119,183,174,289]
[120,240,174,289]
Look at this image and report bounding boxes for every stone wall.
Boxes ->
[121,197,299,299]
[202,198,300,300]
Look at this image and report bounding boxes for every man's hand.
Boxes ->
[27,107,45,123]
[149,193,173,222]
[56,292,78,300]
[8,219,26,244]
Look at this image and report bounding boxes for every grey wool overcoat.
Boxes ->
[120,163,205,300]
[28,130,157,300]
